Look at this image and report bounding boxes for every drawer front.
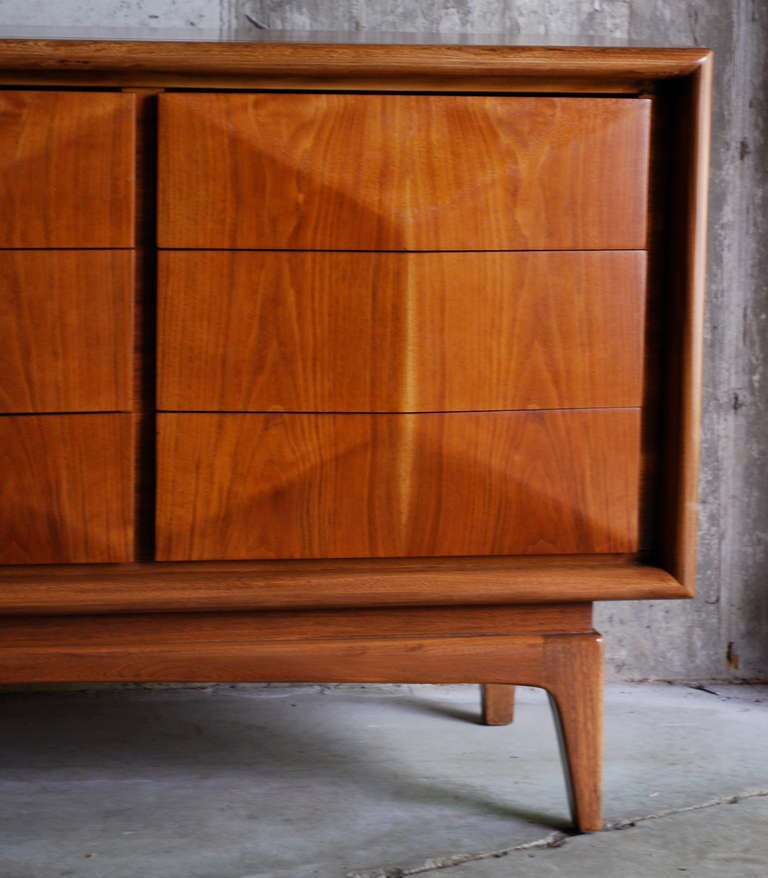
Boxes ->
[0,415,135,564]
[0,91,135,247]
[0,252,134,413]
[159,250,645,412]
[156,410,641,561]
[158,93,649,251]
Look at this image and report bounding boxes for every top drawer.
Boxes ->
[0,91,136,247]
[158,93,650,251]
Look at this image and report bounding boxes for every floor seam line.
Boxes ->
[348,789,768,877]
[345,832,568,878]
[604,788,768,830]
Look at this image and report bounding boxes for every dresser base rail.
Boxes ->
[0,604,603,832]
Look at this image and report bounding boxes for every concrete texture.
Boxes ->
[449,797,768,877]
[0,0,764,681]
[236,0,631,38]
[0,0,224,30]
[0,683,766,877]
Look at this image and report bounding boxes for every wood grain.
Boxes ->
[0,612,602,832]
[158,93,650,250]
[0,630,549,684]
[481,684,516,725]
[0,414,135,564]
[654,61,712,594]
[0,559,683,616]
[155,410,641,561]
[545,633,604,831]
[158,250,646,413]
[0,41,711,94]
[0,91,135,247]
[0,605,593,648]
[0,251,134,413]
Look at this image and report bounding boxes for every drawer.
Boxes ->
[158,250,645,412]
[0,91,135,247]
[0,414,134,564]
[0,251,134,413]
[158,93,649,251]
[155,410,641,561]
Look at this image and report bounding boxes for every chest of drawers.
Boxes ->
[0,37,711,831]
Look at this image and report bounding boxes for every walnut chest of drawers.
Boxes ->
[0,37,711,831]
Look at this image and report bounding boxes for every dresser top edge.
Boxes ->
[0,39,711,93]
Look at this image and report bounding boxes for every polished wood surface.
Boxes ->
[158,250,646,413]
[0,39,710,599]
[655,60,712,593]
[0,610,603,830]
[0,40,712,839]
[158,93,650,251]
[0,40,710,95]
[0,91,135,247]
[156,410,641,561]
[545,633,604,831]
[0,415,134,564]
[0,251,134,413]
[0,558,683,615]
[0,604,592,647]
[0,631,541,684]
[481,684,516,726]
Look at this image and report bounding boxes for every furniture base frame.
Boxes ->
[0,602,603,832]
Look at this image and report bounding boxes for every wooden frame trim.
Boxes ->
[0,40,711,606]
[0,41,709,92]
[653,53,712,595]
[674,56,711,591]
[0,629,587,685]
[0,604,595,644]
[0,558,683,616]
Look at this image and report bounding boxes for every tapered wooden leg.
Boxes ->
[481,683,515,725]
[543,633,604,832]
[0,603,603,831]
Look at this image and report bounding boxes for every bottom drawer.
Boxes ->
[156,411,641,561]
[0,414,134,564]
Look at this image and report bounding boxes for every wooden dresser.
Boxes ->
[0,37,711,832]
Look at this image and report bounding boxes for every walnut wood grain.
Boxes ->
[545,633,604,831]
[0,41,711,94]
[481,684,516,725]
[654,61,712,593]
[0,40,712,839]
[158,250,646,413]
[0,632,536,684]
[158,93,649,251]
[0,414,135,564]
[0,251,134,413]
[0,40,710,596]
[156,410,641,561]
[0,558,683,616]
[0,91,135,247]
[0,604,592,647]
[0,615,603,831]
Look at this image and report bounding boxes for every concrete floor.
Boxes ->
[0,683,766,877]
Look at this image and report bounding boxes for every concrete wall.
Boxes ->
[0,0,224,30]
[0,0,765,682]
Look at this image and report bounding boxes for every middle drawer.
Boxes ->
[158,250,645,413]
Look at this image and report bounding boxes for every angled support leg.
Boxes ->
[481,683,515,725]
[0,606,603,831]
[542,633,604,832]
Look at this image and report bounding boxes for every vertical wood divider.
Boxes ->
[124,88,162,562]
